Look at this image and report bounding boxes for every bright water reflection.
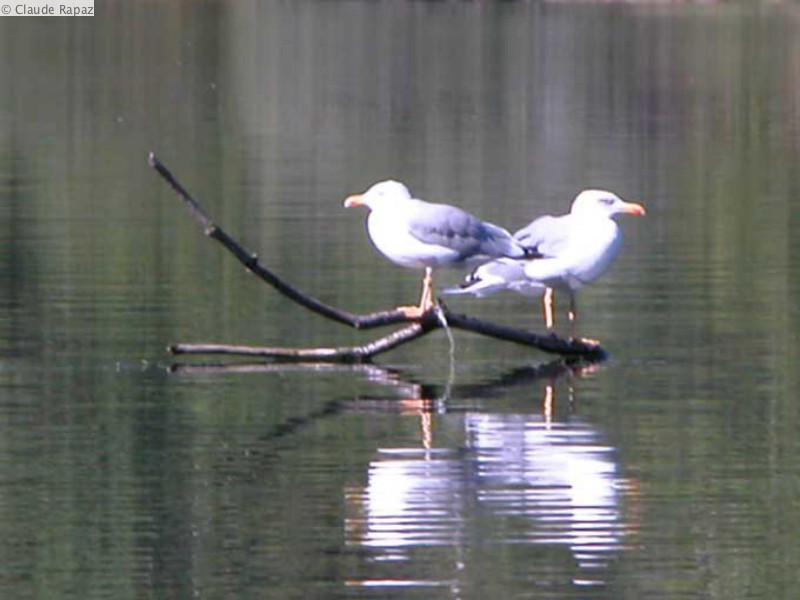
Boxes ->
[344,367,639,596]
[466,415,636,569]
[347,419,638,593]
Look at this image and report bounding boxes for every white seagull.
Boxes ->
[344,180,528,317]
[444,189,645,330]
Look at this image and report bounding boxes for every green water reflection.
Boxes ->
[2,2,800,599]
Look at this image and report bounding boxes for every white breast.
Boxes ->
[563,218,621,284]
[366,208,460,269]
[523,217,621,291]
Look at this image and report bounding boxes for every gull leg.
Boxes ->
[419,267,434,312]
[542,288,555,330]
[399,268,435,318]
[569,293,599,345]
[568,293,577,338]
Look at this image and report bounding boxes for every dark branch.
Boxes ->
[169,322,435,363]
[167,308,605,363]
[149,152,406,330]
[443,311,605,359]
[150,152,607,361]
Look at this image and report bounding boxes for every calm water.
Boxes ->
[2,2,800,599]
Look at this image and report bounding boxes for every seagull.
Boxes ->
[344,180,528,317]
[444,189,645,331]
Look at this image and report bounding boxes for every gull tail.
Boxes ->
[444,258,548,298]
[443,261,517,298]
[442,275,504,297]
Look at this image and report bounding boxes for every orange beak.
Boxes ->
[623,201,646,216]
[344,194,365,208]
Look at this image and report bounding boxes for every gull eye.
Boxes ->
[600,197,615,206]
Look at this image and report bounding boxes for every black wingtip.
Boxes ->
[523,247,544,259]
[463,270,482,286]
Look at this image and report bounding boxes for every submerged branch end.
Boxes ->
[167,322,432,363]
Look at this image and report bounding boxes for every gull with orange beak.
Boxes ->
[344,180,528,317]
[445,189,646,332]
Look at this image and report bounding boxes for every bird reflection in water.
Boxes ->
[344,359,640,593]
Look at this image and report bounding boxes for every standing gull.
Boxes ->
[445,189,645,330]
[344,180,528,317]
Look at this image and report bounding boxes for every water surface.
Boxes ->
[2,3,800,599]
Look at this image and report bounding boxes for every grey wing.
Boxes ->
[407,201,525,259]
[514,214,573,258]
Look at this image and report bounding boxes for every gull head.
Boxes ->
[344,180,412,210]
[570,189,646,219]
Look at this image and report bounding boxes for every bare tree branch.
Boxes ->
[150,152,607,362]
[169,322,435,363]
[149,152,406,329]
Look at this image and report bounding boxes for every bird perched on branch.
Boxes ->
[444,189,645,332]
[344,180,528,317]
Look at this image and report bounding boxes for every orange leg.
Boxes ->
[398,268,435,318]
[567,292,599,345]
[568,293,576,338]
[419,268,434,312]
